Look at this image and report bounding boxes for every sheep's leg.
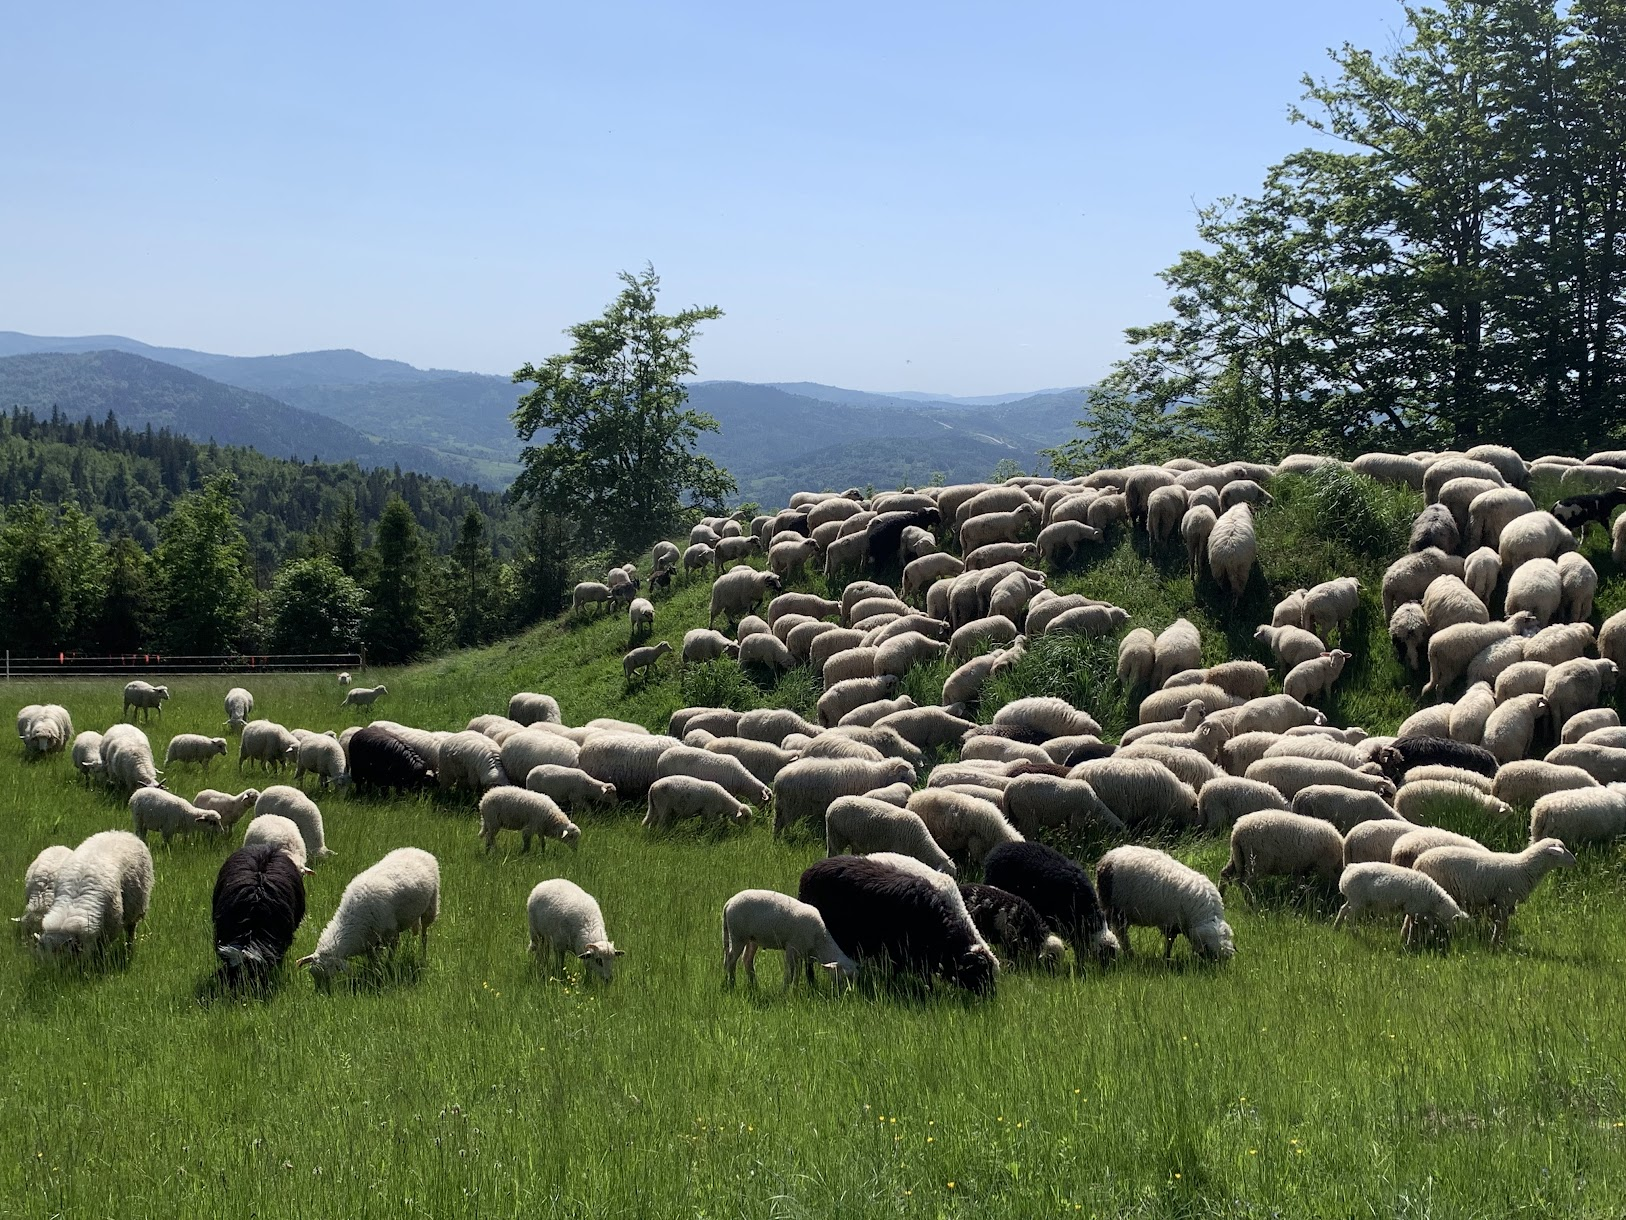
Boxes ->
[782,946,799,991]
[1401,915,1414,949]
[1163,929,1177,959]
[742,941,758,987]
[1331,904,1347,929]
[723,933,739,986]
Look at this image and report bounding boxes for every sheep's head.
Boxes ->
[209,738,227,753]
[195,811,225,834]
[561,823,582,851]
[578,940,624,982]
[297,951,347,981]
[1531,837,1577,869]
[156,687,170,700]
[1087,926,1122,965]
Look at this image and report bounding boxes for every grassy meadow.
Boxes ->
[6,469,1626,1217]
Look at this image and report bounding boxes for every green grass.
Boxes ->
[7,478,1626,1217]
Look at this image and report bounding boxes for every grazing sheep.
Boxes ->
[1333,863,1466,948]
[1151,619,1201,688]
[818,675,902,728]
[959,883,1067,969]
[1529,784,1626,849]
[1389,603,1430,671]
[1423,613,1538,698]
[573,732,679,798]
[940,640,1025,708]
[223,688,254,733]
[212,843,307,983]
[1447,683,1497,747]
[1095,845,1233,961]
[1067,757,1199,831]
[772,757,915,834]
[300,848,439,979]
[799,856,997,993]
[1405,765,1494,791]
[526,878,623,983]
[253,786,335,862]
[627,598,655,636]
[341,684,389,710]
[479,788,580,853]
[825,796,955,873]
[1564,709,1620,743]
[347,727,435,795]
[239,720,298,773]
[1498,511,1577,569]
[1218,811,1343,889]
[15,845,74,938]
[1218,694,1330,738]
[1001,773,1124,838]
[1409,502,1460,553]
[1117,628,1156,689]
[1400,706,1458,741]
[1291,785,1399,833]
[1545,742,1626,784]
[292,734,349,790]
[101,724,162,791]
[1375,736,1498,783]
[993,696,1101,741]
[1353,452,1427,489]
[1492,759,1600,810]
[1301,577,1360,639]
[1414,839,1576,944]
[1253,624,1327,671]
[982,841,1121,964]
[623,641,673,682]
[1198,776,1291,830]
[709,567,783,627]
[906,788,1022,868]
[1136,683,1237,725]
[1244,757,1394,803]
[1146,485,1189,545]
[1463,547,1500,604]
[1422,576,1488,632]
[1283,650,1351,705]
[192,788,260,831]
[1382,548,1465,618]
[1424,456,1506,502]
[122,681,170,721]
[1506,558,1564,627]
[435,730,510,794]
[1479,693,1549,765]
[34,831,154,956]
[1392,779,1514,827]
[70,730,104,781]
[1205,503,1256,604]
[498,729,581,784]
[1522,622,1595,667]
[722,889,856,988]
[873,706,977,750]
[1544,658,1619,734]
[680,629,740,665]
[158,734,226,770]
[1261,734,1370,769]
[1342,820,1420,868]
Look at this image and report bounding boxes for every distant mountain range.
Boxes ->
[0,331,1087,504]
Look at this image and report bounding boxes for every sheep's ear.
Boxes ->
[577,950,593,959]
[296,955,316,968]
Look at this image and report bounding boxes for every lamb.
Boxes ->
[1198,776,1291,830]
[253,785,335,862]
[212,843,307,984]
[1301,577,1360,639]
[1423,613,1538,698]
[1382,548,1465,618]
[824,796,956,873]
[127,788,223,844]
[223,688,255,733]
[299,848,440,979]
[122,681,170,721]
[623,641,673,682]
[721,889,856,988]
[1422,576,1488,631]
[239,719,298,772]
[655,745,773,804]
[1291,784,1400,832]
[33,831,154,956]
[1413,838,1576,944]
[1253,624,1327,671]
[940,639,1025,708]
[709,567,782,627]
[1544,657,1619,733]
[982,841,1121,964]
[70,730,104,781]
[1096,845,1235,960]
[479,787,581,853]
[1205,503,1256,604]
[1002,773,1125,838]
[798,855,997,993]
[1557,551,1598,623]
[1218,811,1344,889]
[1342,819,1420,867]
[627,597,655,636]
[193,788,260,831]
[768,536,823,578]
[14,845,73,938]
[1152,619,1202,687]
[1392,779,1514,826]
[341,684,389,709]
[1067,757,1199,831]
[1244,757,1395,802]
[1117,627,1157,689]
[905,788,1023,868]
[1479,693,1548,765]
[1283,650,1351,705]
[1333,863,1466,948]
[1409,502,1460,553]
[347,727,435,795]
[1492,760,1599,809]
[435,730,510,794]
[100,723,162,791]
[681,629,740,664]
[292,733,349,790]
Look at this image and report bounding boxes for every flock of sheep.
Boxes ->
[14,440,1626,994]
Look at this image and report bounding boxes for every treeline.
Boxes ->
[1052,0,1626,469]
[0,407,522,578]
[0,412,572,660]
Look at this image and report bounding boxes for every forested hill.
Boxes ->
[0,407,522,575]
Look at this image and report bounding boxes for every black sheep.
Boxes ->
[1551,488,1626,534]
[212,843,306,984]
[348,726,435,794]
[983,841,1120,963]
[960,883,1066,969]
[799,855,996,994]
[865,508,942,570]
[1374,735,1498,781]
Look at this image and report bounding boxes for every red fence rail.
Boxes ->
[3,653,362,677]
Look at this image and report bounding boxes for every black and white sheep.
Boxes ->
[982,840,1121,964]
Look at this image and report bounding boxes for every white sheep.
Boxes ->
[20,707,80,757]
[1197,776,1290,830]
[1390,826,1491,868]
[100,723,162,791]
[710,567,782,627]
[1382,548,1465,618]
[1491,759,1598,809]
[1283,650,1351,705]
[1393,778,1514,825]
[655,745,772,804]
[1244,757,1394,802]
[337,672,351,687]
[193,787,260,830]
[628,597,655,635]
[1479,693,1548,764]
[824,796,956,873]
[527,878,622,982]
[644,774,753,830]
[1301,577,1359,639]
[129,788,224,844]
[1498,510,1577,569]
[1342,819,1419,867]
[818,675,902,728]
[1545,742,1626,784]
[290,733,348,789]
[238,719,298,772]
[1206,503,1256,604]
[960,503,1041,553]
[1563,708,1619,744]
[223,687,254,732]
[1096,845,1234,960]
[341,683,389,711]
[1557,551,1597,622]
[436,729,511,793]
[1068,756,1200,830]
[1423,613,1538,698]
[15,844,74,938]
[1544,657,1618,733]
[722,889,856,988]
[681,629,740,664]
[1151,619,1201,687]
[508,692,563,726]
[70,730,104,781]
[1413,838,1576,944]
[121,681,169,721]
[241,814,311,873]
[1446,682,1497,746]
[479,787,580,853]
[1218,810,1343,889]
[1523,621,1595,666]
[1463,547,1501,604]
[1333,863,1467,948]
[299,848,440,978]
[940,639,1025,708]
[253,785,334,862]
[1116,627,1156,689]
[1290,784,1399,833]
[1529,784,1626,849]
[33,831,153,956]
[905,787,1022,868]
[1000,773,1124,838]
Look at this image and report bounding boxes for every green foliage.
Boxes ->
[90,536,156,653]
[365,498,429,664]
[1255,468,1420,587]
[512,266,736,551]
[267,557,368,654]
[0,501,107,654]
[1049,0,1626,466]
[152,474,254,654]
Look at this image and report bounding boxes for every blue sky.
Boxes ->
[3,1,1405,393]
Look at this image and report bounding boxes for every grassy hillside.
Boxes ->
[5,468,1626,1216]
